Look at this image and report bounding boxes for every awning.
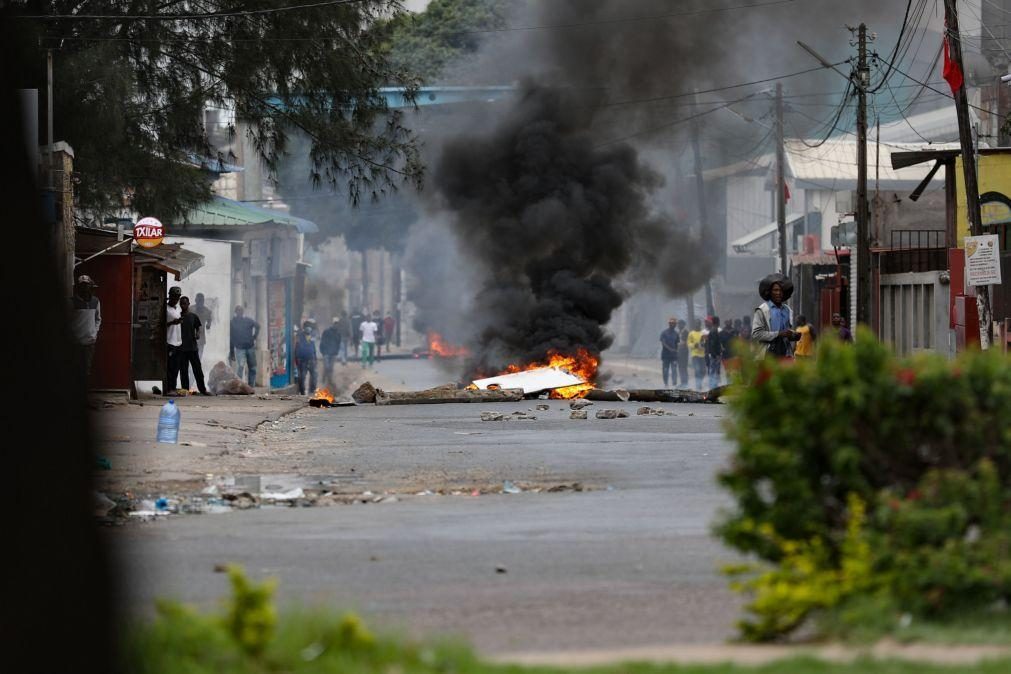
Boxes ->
[179,195,318,234]
[731,213,806,253]
[134,243,205,280]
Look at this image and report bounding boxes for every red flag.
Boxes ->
[943,32,964,95]
[784,180,791,203]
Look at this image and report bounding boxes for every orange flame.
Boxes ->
[311,387,335,403]
[497,348,599,399]
[428,332,470,358]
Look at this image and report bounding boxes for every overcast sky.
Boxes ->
[403,0,431,12]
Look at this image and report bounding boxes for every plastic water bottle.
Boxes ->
[157,400,180,444]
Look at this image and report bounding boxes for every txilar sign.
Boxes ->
[133,217,164,248]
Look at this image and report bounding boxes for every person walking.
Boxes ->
[687,319,706,389]
[383,312,397,350]
[294,320,318,395]
[70,275,101,383]
[319,316,343,388]
[164,286,183,395]
[177,296,211,395]
[794,315,816,358]
[228,306,259,387]
[359,313,378,369]
[704,316,724,389]
[350,308,364,358]
[752,273,800,358]
[372,310,385,361]
[659,316,680,388]
[677,319,689,387]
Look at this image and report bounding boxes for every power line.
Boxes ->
[868,0,915,93]
[874,51,1005,119]
[17,0,375,21]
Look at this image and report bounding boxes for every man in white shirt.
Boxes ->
[70,275,102,382]
[359,314,378,369]
[164,286,184,395]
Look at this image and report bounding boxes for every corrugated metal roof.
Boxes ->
[784,139,959,191]
[179,195,318,233]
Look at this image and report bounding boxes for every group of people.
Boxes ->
[660,314,753,390]
[659,277,858,387]
[164,286,214,396]
[290,309,398,395]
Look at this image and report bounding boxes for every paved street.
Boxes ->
[107,357,742,655]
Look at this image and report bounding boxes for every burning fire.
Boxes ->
[428,332,470,358]
[311,387,335,403]
[501,347,599,399]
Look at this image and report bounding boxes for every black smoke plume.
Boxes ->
[434,82,713,375]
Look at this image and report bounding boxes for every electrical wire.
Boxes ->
[868,0,916,93]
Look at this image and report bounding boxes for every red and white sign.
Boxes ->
[134,217,164,249]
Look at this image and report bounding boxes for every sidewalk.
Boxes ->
[91,392,305,497]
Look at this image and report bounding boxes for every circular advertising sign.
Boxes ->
[134,217,164,248]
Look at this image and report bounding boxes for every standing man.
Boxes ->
[677,319,690,387]
[319,316,343,388]
[687,319,706,389]
[704,316,724,389]
[229,305,259,387]
[177,296,210,395]
[359,312,378,369]
[372,310,385,361]
[659,316,680,388]
[752,274,800,358]
[350,307,364,358]
[189,292,213,385]
[164,286,183,395]
[383,312,397,351]
[339,310,351,365]
[294,320,318,395]
[70,275,101,383]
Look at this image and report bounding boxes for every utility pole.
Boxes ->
[945,0,994,348]
[775,83,787,275]
[691,90,715,316]
[46,49,53,147]
[854,23,871,327]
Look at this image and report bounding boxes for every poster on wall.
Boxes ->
[964,234,1003,286]
[268,279,290,386]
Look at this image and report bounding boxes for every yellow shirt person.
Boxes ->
[794,321,815,357]
[687,329,705,358]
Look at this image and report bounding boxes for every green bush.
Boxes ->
[717,332,1011,640]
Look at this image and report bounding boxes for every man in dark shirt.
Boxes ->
[229,305,259,386]
[350,309,364,358]
[319,316,344,388]
[659,316,680,388]
[704,315,724,389]
[178,296,210,395]
[677,319,690,387]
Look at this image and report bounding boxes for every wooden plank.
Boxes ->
[375,387,525,406]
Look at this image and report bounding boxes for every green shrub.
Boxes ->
[718,333,1011,640]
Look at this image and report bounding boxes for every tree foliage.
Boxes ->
[12,0,423,222]
[377,0,516,82]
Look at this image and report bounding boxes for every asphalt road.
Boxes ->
[110,358,743,655]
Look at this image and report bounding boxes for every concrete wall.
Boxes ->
[164,236,234,372]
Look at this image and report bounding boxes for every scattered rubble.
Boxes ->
[569,400,593,410]
[535,404,551,411]
[636,407,666,416]
[595,409,629,419]
[481,411,506,421]
[570,410,588,420]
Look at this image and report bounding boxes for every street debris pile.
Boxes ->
[95,473,601,524]
[302,378,726,411]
